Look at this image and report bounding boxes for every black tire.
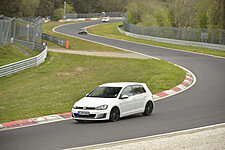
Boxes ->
[143,101,154,116]
[109,107,120,122]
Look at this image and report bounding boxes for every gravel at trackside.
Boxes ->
[92,126,225,150]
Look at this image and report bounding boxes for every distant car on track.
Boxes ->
[78,28,87,35]
[101,17,109,22]
[72,82,154,122]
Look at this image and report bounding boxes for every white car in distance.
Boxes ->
[72,82,154,122]
[102,17,109,22]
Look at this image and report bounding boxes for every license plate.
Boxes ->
[78,111,90,116]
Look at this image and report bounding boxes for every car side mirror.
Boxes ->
[121,95,129,99]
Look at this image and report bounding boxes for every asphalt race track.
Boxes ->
[0,20,225,150]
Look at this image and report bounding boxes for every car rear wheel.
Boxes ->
[109,107,120,122]
[143,101,154,116]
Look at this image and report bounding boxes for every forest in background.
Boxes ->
[0,0,128,19]
[0,0,224,29]
[126,0,225,29]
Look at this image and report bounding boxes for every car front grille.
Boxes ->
[74,113,96,118]
[76,107,95,110]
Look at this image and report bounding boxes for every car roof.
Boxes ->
[100,82,145,88]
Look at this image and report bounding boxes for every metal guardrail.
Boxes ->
[123,21,225,45]
[42,33,68,48]
[118,25,225,51]
[0,46,47,77]
[14,39,45,51]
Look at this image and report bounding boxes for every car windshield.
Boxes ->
[87,87,122,98]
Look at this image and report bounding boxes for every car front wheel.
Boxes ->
[143,101,154,116]
[109,107,120,122]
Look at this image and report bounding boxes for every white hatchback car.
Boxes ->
[72,82,154,122]
[101,17,109,22]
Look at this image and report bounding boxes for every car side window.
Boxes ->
[132,85,146,95]
[121,86,134,97]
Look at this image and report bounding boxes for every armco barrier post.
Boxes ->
[12,20,16,43]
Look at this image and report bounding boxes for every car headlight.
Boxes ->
[73,105,78,109]
[95,105,108,110]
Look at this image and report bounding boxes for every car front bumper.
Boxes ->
[71,108,110,120]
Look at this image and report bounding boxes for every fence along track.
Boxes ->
[120,24,225,51]
[123,21,225,46]
[0,17,13,47]
[0,16,47,77]
[0,16,43,51]
[0,46,47,78]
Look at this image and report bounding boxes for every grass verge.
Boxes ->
[0,44,39,66]
[87,22,225,57]
[12,43,41,56]
[0,52,185,123]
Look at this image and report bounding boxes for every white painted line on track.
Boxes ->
[152,63,197,101]
[52,23,160,60]
[63,122,225,150]
[0,117,72,132]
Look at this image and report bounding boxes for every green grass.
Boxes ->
[12,43,41,56]
[0,52,185,123]
[42,22,124,52]
[0,44,32,66]
[87,22,225,57]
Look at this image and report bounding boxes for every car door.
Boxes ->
[132,85,147,112]
[119,86,135,117]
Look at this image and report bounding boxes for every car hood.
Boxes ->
[75,97,116,107]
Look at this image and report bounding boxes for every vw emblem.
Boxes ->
[83,106,86,110]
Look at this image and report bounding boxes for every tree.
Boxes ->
[207,0,225,29]
[20,0,40,17]
[196,0,225,29]
[0,0,22,18]
[166,0,198,28]
[36,0,54,18]
[126,0,170,27]
[196,0,208,28]
[0,0,128,18]
[54,3,75,20]
[54,8,64,20]
[140,0,170,27]
[126,0,142,24]
[100,0,128,12]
